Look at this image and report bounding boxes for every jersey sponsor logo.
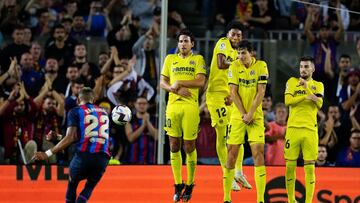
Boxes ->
[239,78,256,85]
[172,67,195,73]
[295,90,306,95]
[219,42,226,51]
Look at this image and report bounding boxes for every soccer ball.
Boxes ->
[111,105,132,125]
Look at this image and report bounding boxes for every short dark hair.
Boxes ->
[52,24,65,34]
[339,54,351,61]
[13,24,25,33]
[67,63,79,70]
[73,78,84,86]
[98,51,109,56]
[73,11,83,18]
[351,128,360,135]
[238,40,254,52]
[300,56,314,64]
[226,21,243,33]
[177,29,195,43]
[36,8,49,18]
[75,42,86,48]
[318,144,327,150]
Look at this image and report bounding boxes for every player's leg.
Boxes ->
[181,104,200,202]
[208,101,240,191]
[249,143,266,203]
[302,128,318,203]
[77,154,108,203]
[66,154,83,203]
[234,144,252,189]
[169,136,184,202]
[248,122,266,203]
[206,99,229,172]
[284,127,301,203]
[223,120,245,202]
[214,124,227,171]
[224,144,240,202]
[182,139,196,202]
[164,104,184,202]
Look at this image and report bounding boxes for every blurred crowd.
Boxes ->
[0,0,359,167]
[201,0,359,38]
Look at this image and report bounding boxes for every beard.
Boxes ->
[56,36,64,41]
[47,69,57,74]
[300,74,309,80]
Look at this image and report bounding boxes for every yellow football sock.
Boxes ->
[304,164,315,203]
[285,160,297,203]
[254,166,266,203]
[170,151,182,184]
[235,145,244,175]
[186,149,197,185]
[215,125,227,173]
[223,168,235,202]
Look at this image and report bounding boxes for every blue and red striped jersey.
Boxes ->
[67,103,110,156]
[125,115,155,164]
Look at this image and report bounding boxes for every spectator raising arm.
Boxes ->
[350,105,360,130]
[321,43,334,79]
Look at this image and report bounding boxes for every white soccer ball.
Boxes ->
[111,105,132,125]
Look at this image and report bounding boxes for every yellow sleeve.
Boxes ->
[284,77,296,95]
[195,55,207,75]
[314,81,324,109]
[161,55,171,77]
[315,81,325,97]
[258,61,269,84]
[214,38,229,58]
[228,61,238,85]
[284,78,306,106]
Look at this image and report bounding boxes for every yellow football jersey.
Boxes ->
[285,77,324,130]
[228,57,269,120]
[161,52,206,105]
[207,37,238,96]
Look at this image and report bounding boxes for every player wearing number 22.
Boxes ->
[284,56,324,203]
[33,87,110,203]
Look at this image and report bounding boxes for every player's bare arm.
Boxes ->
[160,75,191,97]
[244,83,266,124]
[229,83,247,116]
[160,75,174,92]
[32,127,78,161]
[217,53,232,69]
[224,95,233,106]
[170,73,206,90]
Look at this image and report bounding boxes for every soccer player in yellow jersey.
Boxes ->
[224,40,268,203]
[160,29,206,202]
[284,56,324,203]
[206,21,252,192]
